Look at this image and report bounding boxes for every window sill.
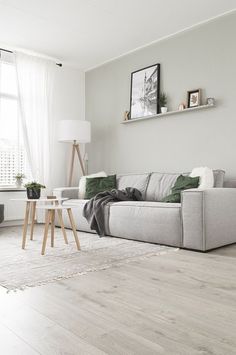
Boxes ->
[0,187,26,192]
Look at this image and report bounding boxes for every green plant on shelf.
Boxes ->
[158,92,167,107]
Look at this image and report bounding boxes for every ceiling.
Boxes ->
[0,0,235,70]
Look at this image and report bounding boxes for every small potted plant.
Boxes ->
[14,173,25,188]
[159,92,168,113]
[24,181,46,199]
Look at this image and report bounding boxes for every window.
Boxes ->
[0,53,31,186]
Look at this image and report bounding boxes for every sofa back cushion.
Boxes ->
[146,170,225,201]
[116,173,150,200]
[146,173,183,201]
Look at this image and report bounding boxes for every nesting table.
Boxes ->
[11,198,80,255]
[37,205,80,255]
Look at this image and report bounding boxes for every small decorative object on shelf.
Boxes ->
[187,89,201,108]
[124,110,130,121]
[159,92,168,113]
[178,102,186,111]
[206,97,215,106]
[24,181,46,199]
[14,173,25,188]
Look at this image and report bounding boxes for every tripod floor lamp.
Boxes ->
[58,120,91,186]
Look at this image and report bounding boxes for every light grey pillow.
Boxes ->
[213,170,225,187]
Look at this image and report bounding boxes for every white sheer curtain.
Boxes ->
[15,52,55,193]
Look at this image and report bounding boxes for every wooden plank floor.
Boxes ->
[0,243,236,354]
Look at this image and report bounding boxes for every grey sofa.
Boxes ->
[53,170,236,251]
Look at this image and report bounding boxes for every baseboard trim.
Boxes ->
[0,220,24,227]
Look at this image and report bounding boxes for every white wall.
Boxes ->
[86,12,236,179]
[0,190,26,226]
[0,65,85,224]
[52,65,85,188]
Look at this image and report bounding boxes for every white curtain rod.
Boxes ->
[0,47,62,67]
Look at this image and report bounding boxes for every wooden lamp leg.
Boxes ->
[75,144,86,176]
[69,143,76,186]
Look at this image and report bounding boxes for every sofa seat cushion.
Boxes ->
[116,173,150,200]
[107,201,182,246]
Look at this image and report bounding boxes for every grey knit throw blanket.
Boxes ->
[83,188,142,236]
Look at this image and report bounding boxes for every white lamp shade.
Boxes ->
[58,120,91,143]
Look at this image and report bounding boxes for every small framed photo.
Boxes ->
[187,89,201,108]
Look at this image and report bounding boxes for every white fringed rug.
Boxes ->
[0,225,178,291]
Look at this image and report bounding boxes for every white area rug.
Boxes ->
[0,225,178,291]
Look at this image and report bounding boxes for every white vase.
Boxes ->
[161,107,168,113]
[15,178,23,188]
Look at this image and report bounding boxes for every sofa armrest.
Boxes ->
[53,187,79,200]
[181,188,236,251]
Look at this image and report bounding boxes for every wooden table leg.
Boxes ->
[41,210,51,255]
[22,201,30,249]
[30,201,36,241]
[67,208,80,250]
[57,209,68,244]
[51,210,55,247]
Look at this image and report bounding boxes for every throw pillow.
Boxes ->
[190,167,214,189]
[78,171,107,199]
[85,175,117,199]
[162,175,200,203]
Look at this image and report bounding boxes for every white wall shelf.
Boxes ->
[121,104,215,124]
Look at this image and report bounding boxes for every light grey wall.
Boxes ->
[86,12,236,178]
[52,66,85,188]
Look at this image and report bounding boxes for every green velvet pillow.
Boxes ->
[162,175,200,203]
[85,175,117,199]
